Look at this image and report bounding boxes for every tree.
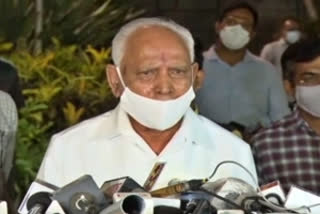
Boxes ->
[0,0,144,53]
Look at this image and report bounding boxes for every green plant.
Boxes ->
[0,0,144,52]
[10,40,118,200]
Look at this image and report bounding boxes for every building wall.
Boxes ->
[137,0,306,54]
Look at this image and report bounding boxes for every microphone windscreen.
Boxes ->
[18,179,57,214]
[26,192,52,211]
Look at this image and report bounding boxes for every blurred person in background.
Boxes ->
[196,1,290,136]
[260,16,302,78]
[252,39,320,194]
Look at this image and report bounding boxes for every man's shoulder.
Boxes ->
[263,40,282,49]
[190,111,250,149]
[0,58,17,73]
[247,52,277,73]
[50,108,118,146]
[252,112,296,145]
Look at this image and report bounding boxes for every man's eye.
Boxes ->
[139,70,154,76]
[302,73,315,80]
[137,70,156,80]
[170,68,188,77]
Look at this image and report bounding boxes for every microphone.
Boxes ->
[26,192,52,214]
[154,206,182,214]
[18,179,58,214]
[100,177,145,198]
[150,179,207,198]
[201,177,256,210]
[100,193,153,214]
[52,175,111,214]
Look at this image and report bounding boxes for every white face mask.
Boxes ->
[286,30,301,44]
[219,24,250,50]
[296,85,320,117]
[116,68,195,131]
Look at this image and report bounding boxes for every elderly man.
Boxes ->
[196,2,290,132]
[252,39,320,194]
[36,17,257,189]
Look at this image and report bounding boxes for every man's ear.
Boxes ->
[250,30,256,40]
[106,64,124,98]
[191,63,203,90]
[194,69,205,91]
[215,21,221,33]
[283,79,295,97]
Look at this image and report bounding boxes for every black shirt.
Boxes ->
[0,59,24,108]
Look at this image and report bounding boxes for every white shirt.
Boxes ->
[260,39,288,78]
[37,105,257,189]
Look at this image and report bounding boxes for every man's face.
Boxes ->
[282,20,300,38]
[109,26,196,100]
[293,56,320,89]
[216,8,256,39]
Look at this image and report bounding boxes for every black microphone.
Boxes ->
[18,179,58,214]
[154,206,183,214]
[52,175,112,214]
[26,192,52,214]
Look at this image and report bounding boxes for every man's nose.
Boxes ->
[154,69,174,98]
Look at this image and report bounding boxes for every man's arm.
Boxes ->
[268,70,290,122]
[260,44,274,65]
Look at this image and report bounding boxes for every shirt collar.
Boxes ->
[203,45,254,63]
[292,106,319,134]
[112,104,198,145]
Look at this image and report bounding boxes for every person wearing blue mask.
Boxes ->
[196,1,290,134]
[35,17,257,189]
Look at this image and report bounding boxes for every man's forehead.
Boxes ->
[297,56,320,71]
[224,8,254,22]
[283,20,300,29]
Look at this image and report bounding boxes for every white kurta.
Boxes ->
[37,105,257,189]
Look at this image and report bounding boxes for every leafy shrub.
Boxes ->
[9,39,118,200]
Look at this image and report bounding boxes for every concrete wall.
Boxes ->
[137,0,307,54]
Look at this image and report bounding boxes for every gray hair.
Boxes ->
[111,17,195,67]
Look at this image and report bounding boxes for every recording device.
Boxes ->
[52,175,111,214]
[26,192,52,214]
[100,177,145,198]
[18,179,58,214]
[202,177,256,210]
